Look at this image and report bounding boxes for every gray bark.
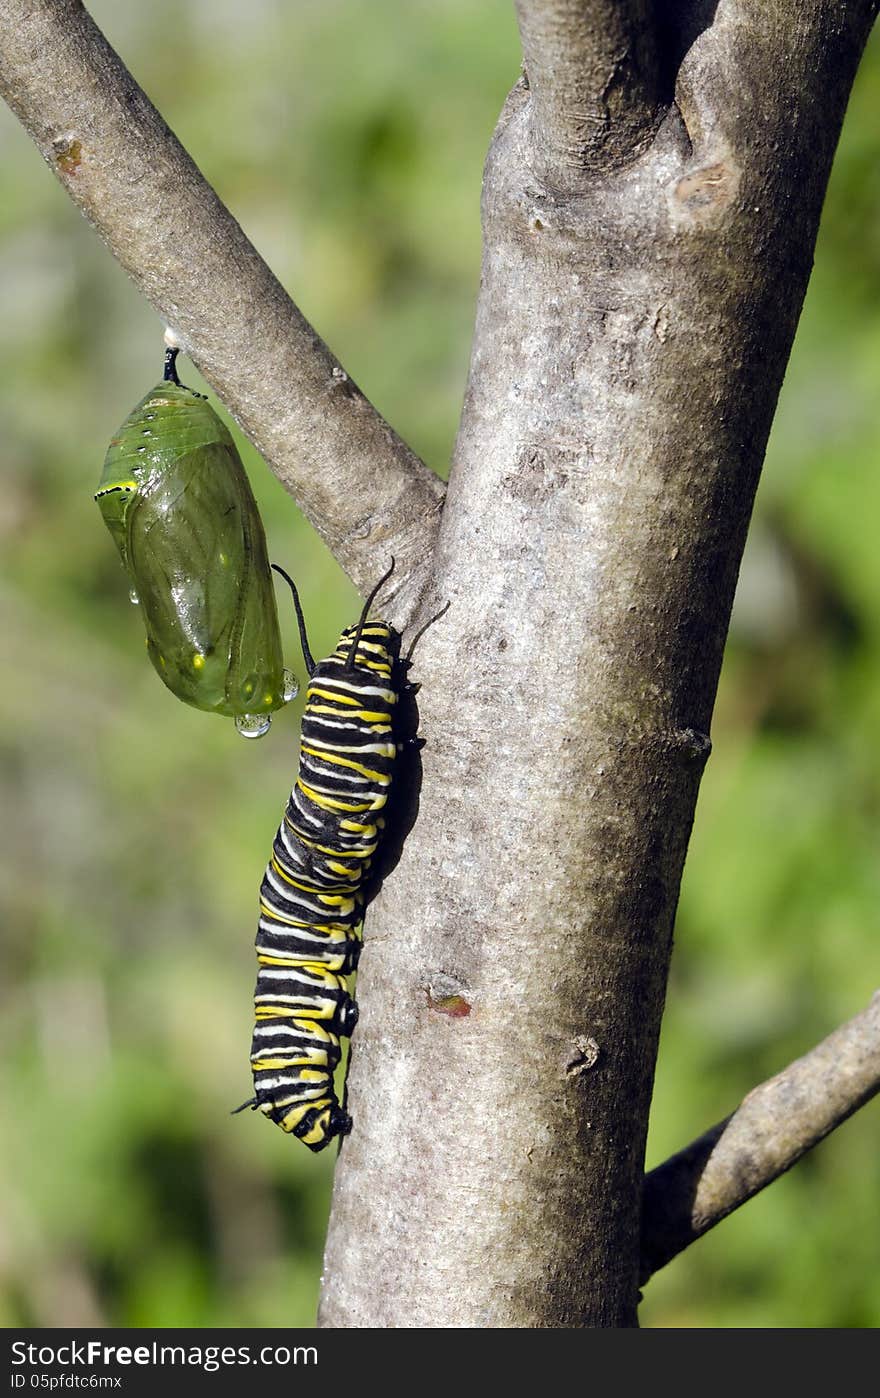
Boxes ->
[2,0,878,1328]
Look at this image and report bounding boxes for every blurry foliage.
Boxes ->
[0,0,877,1329]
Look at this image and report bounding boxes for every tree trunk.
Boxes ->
[318,2,877,1327]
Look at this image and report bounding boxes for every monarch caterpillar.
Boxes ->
[237,560,417,1151]
[95,349,295,736]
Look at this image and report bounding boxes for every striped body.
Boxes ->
[248,620,400,1151]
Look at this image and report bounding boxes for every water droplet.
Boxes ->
[282,669,299,703]
[235,712,271,739]
[129,589,139,605]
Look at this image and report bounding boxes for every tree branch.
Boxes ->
[513,0,662,183]
[0,0,444,617]
[641,993,880,1283]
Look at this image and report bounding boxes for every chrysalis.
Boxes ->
[96,350,296,735]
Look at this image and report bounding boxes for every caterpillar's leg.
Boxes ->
[302,1101,352,1152]
[337,997,359,1036]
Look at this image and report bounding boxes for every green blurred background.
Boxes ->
[1,0,878,1329]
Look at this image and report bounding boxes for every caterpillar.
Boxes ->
[237,560,415,1151]
[95,348,295,737]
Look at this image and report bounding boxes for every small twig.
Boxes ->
[0,0,444,616]
[640,993,880,1282]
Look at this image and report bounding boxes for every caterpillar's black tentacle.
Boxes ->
[345,556,395,671]
[243,565,405,1151]
[231,1098,257,1114]
[272,563,316,676]
[404,599,450,665]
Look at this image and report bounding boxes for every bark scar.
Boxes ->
[673,159,740,227]
[669,728,712,765]
[424,990,471,1018]
[565,1035,601,1077]
[423,972,472,1018]
[51,133,83,174]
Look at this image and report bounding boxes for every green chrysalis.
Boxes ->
[96,350,296,736]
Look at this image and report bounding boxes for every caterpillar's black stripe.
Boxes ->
[239,564,402,1151]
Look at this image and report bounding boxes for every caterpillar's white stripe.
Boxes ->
[299,756,373,788]
[304,714,392,735]
[263,866,357,915]
[303,736,396,757]
[253,1075,329,1097]
[309,677,396,701]
[257,917,350,946]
